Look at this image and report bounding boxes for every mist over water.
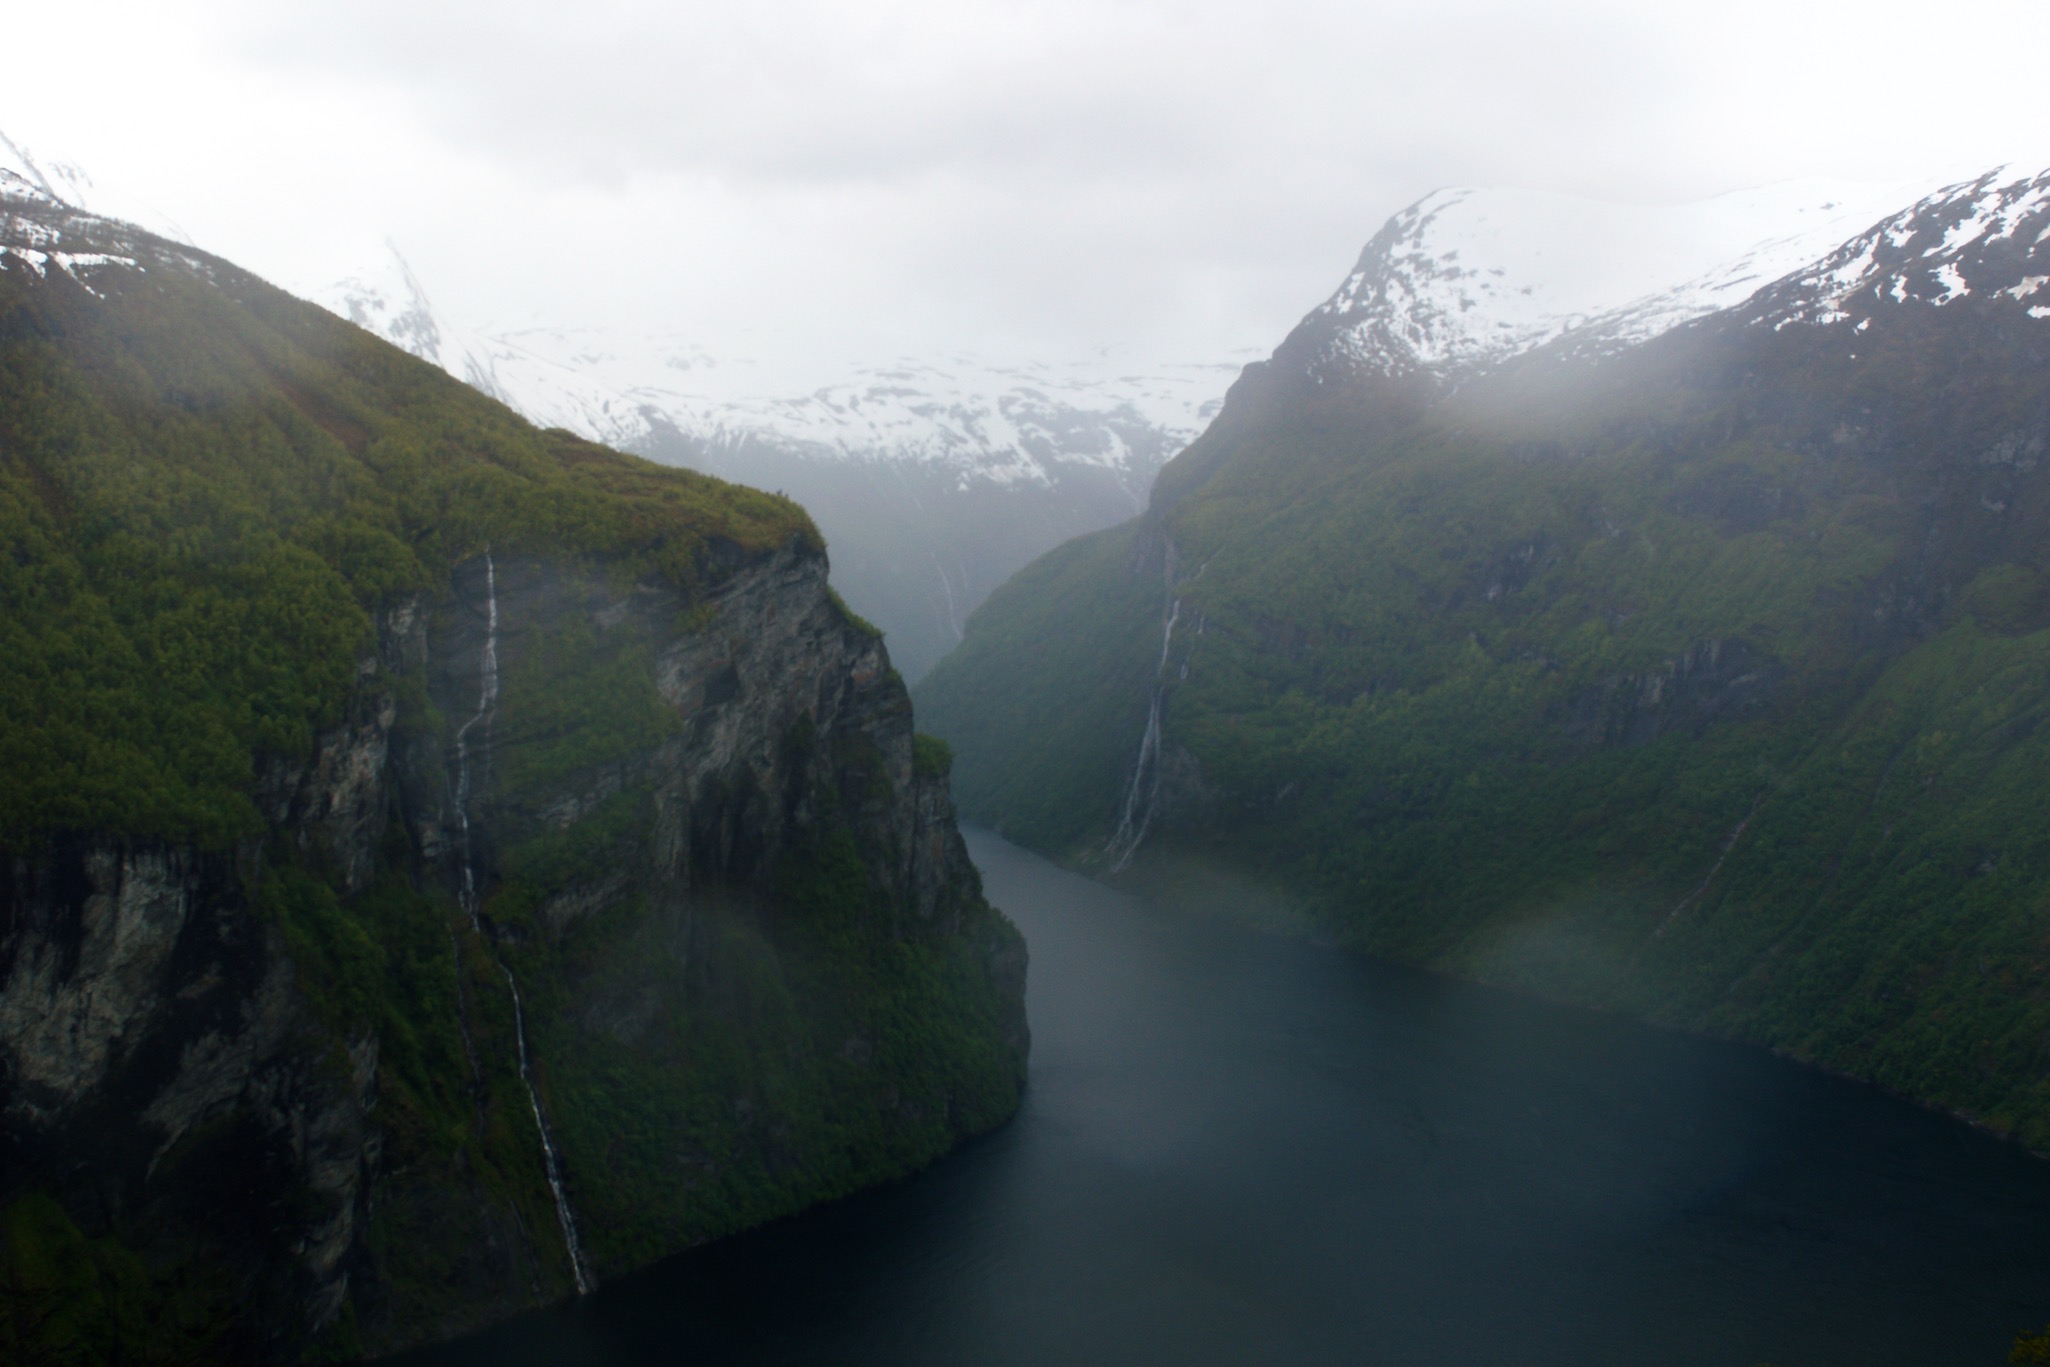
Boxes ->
[395,829,2050,1366]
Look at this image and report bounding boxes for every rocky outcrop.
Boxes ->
[0,832,381,1359]
[1562,637,1783,748]
[0,539,1024,1362]
[2,844,206,1126]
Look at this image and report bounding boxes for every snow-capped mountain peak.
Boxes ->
[0,129,218,303]
[304,242,1236,493]
[0,131,195,245]
[0,131,164,294]
[320,244,463,377]
[1742,165,2050,329]
[0,132,87,209]
[1298,176,1955,383]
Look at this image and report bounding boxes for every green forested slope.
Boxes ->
[919,301,2050,1141]
[913,519,1163,849]
[0,212,1024,1363]
[0,245,807,850]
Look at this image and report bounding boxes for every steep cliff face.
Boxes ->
[1,763,390,1360]
[378,541,1028,1328]
[0,537,1024,1362]
[0,178,1025,1362]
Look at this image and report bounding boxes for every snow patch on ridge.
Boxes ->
[0,132,172,292]
[1302,177,1953,381]
[0,130,195,246]
[0,132,86,210]
[1744,166,2050,329]
[303,244,1236,492]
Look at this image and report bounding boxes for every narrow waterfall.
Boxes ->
[932,552,965,644]
[500,960,590,1295]
[451,553,594,1297]
[1654,793,1765,938]
[1105,539,1182,872]
[1103,687,1164,872]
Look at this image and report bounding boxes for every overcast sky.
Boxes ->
[10,0,2050,371]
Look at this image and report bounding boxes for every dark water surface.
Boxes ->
[395,829,2050,1366]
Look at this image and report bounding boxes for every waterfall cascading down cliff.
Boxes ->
[1104,538,1180,872]
[451,552,594,1296]
[932,552,966,646]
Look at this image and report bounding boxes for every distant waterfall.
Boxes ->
[1105,538,1181,872]
[1103,689,1164,872]
[452,553,594,1297]
[450,555,501,918]
[1653,793,1765,939]
[932,552,966,644]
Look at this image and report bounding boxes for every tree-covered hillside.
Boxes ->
[0,195,1025,1363]
[919,265,2050,1144]
[0,228,808,851]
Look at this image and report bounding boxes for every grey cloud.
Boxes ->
[237,0,1683,191]
[18,0,2049,383]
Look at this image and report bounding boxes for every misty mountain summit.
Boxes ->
[920,159,2050,1155]
[300,175,1975,683]
[304,242,1235,680]
[1292,177,1943,383]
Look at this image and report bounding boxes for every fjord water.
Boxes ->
[396,830,2050,1366]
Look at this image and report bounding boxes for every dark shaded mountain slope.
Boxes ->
[918,169,2050,1143]
[0,181,1026,1361]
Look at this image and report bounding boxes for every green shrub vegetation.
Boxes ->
[911,732,954,779]
[0,1193,225,1366]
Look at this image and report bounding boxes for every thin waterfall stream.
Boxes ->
[452,552,594,1296]
[1105,538,1181,871]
